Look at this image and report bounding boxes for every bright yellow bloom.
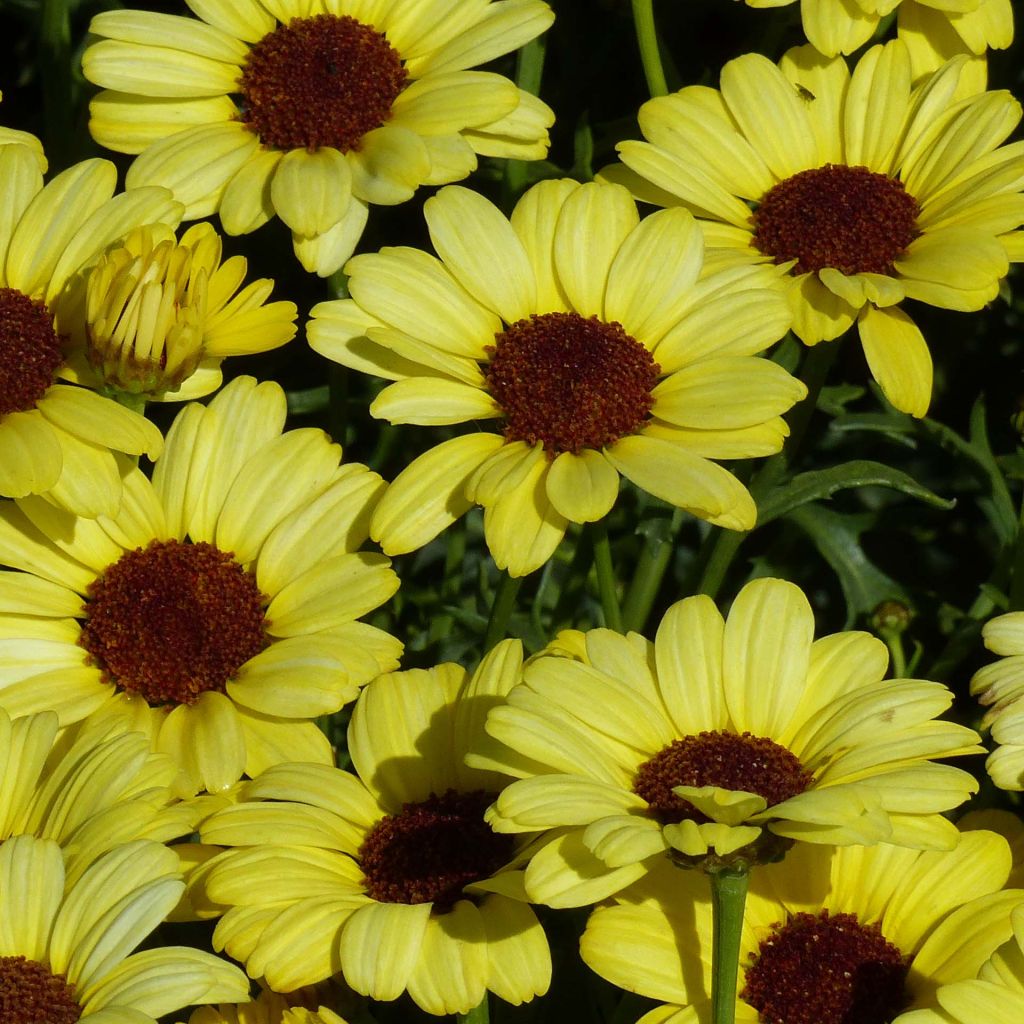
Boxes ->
[0,144,183,517]
[971,612,1024,790]
[81,0,555,276]
[0,375,400,794]
[607,39,1024,418]
[67,221,297,402]
[310,178,802,576]
[186,984,349,1024]
[0,834,249,1023]
[581,830,1024,1024]
[742,0,1013,61]
[198,643,552,1015]
[0,706,195,886]
[467,578,982,906]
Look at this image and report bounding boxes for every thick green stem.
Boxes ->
[503,35,547,202]
[456,996,489,1024]
[591,518,623,632]
[39,0,74,170]
[631,0,668,97]
[484,571,523,650]
[709,865,750,1024]
[622,508,684,633]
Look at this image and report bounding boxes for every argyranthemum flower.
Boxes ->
[0,706,197,886]
[81,0,555,276]
[607,39,1024,418]
[466,577,982,907]
[186,984,351,1024]
[0,144,182,516]
[60,221,297,403]
[0,834,248,1022]
[197,642,552,1014]
[895,903,1024,1024]
[580,829,1024,1024]
[309,179,802,576]
[0,374,401,793]
[741,0,1013,60]
[971,611,1024,790]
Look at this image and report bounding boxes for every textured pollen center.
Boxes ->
[486,312,661,457]
[0,955,81,1024]
[633,731,813,824]
[79,539,269,706]
[359,790,514,911]
[752,164,920,276]
[0,287,64,417]
[239,13,408,152]
[742,911,910,1024]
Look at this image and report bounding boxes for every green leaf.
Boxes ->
[757,459,954,526]
[786,505,909,628]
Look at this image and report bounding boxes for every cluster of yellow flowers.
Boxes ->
[0,1,1023,1023]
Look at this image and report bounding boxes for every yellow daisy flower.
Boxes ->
[81,0,555,276]
[0,143,183,517]
[971,611,1024,791]
[309,179,802,577]
[0,374,401,794]
[0,706,198,887]
[580,829,1024,1024]
[466,577,982,907]
[185,983,347,1024]
[608,39,1024,418]
[0,834,249,1022]
[61,221,298,403]
[742,0,1013,60]
[197,643,552,1015]
[895,903,1024,1024]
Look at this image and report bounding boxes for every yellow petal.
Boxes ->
[857,304,933,418]
[545,450,619,523]
[270,148,351,237]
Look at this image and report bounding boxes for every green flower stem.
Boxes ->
[631,0,668,98]
[503,35,547,203]
[591,518,624,632]
[621,508,684,633]
[694,338,842,599]
[484,570,523,650]
[39,0,74,170]
[709,865,750,1024]
[457,997,489,1024]
[884,630,907,678]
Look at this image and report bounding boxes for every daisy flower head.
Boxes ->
[81,0,556,277]
[741,0,1013,62]
[894,903,1024,1024]
[580,829,1024,1024]
[0,145,184,517]
[0,374,401,794]
[971,611,1024,790]
[62,221,298,403]
[0,706,198,887]
[197,641,552,1014]
[466,577,982,907]
[309,179,803,577]
[186,984,349,1024]
[0,834,249,1023]
[609,39,1024,418]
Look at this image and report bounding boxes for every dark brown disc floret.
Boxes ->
[79,539,268,706]
[239,13,408,152]
[0,955,81,1024]
[633,731,812,824]
[752,164,920,276]
[742,911,910,1024]
[0,288,63,417]
[486,312,661,457]
[359,789,514,911]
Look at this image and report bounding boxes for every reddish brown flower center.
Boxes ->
[752,164,919,276]
[633,731,812,824]
[0,288,63,417]
[79,539,268,706]
[485,312,660,457]
[0,955,81,1024]
[239,13,407,152]
[359,790,514,911]
[742,911,910,1024]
